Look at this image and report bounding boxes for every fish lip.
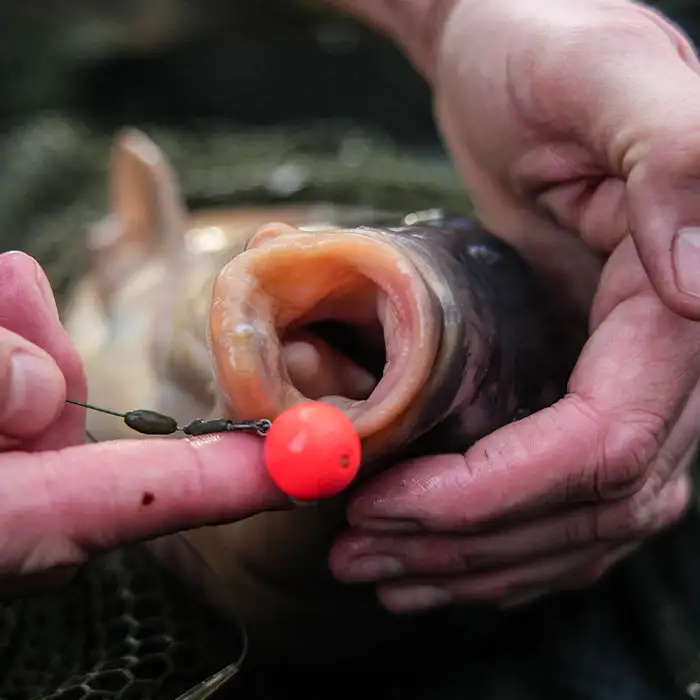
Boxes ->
[207,227,441,456]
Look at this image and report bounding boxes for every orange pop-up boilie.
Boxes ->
[263,401,362,501]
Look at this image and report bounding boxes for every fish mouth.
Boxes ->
[208,222,441,458]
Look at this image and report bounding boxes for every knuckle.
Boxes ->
[636,128,700,181]
[437,546,478,575]
[563,511,599,547]
[628,475,691,535]
[597,411,666,498]
[557,396,608,502]
[576,556,614,585]
[563,465,598,505]
[593,473,690,546]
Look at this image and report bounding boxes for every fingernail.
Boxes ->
[1,351,62,420]
[380,585,452,612]
[356,518,422,534]
[339,555,404,582]
[34,265,59,321]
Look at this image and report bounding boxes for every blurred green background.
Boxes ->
[0,0,438,149]
[0,0,696,149]
[0,0,696,296]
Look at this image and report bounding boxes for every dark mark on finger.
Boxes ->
[141,492,155,506]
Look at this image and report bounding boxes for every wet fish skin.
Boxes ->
[366,214,567,462]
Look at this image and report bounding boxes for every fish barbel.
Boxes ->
[63,128,572,668]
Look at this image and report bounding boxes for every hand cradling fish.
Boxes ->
[62,128,574,677]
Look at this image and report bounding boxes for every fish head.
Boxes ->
[208,218,443,468]
[374,214,571,455]
[207,211,566,472]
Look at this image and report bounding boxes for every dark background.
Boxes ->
[0,0,696,295]
[0,0,696,156]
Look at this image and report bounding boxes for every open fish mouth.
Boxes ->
[208,222,441,448]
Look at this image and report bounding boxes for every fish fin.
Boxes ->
[87,128,188,311]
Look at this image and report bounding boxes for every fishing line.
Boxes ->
[66,397,362,501]
[65,398,271,438]
[65,396,253,700]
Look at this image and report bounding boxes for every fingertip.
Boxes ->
[620,219,700,321]
[32,259,61,322]
[626,143,700,321]
[0,250,40,278]
[669,227,700,320]
[615,223,700,321]
[0,252,57,318]
[0,334,66,439]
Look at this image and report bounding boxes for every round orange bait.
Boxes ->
[264,401,362,501]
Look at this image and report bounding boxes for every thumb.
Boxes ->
[627,124,700,321]
[566,10,700,319]
[509,5,700,319]
[0,433,288,575]
[0,328,66,442]
[622,26,700,321]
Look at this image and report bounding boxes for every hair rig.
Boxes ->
[65,398,363,501]
[66,398,271,438]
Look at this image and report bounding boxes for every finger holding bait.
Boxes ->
[65,399,362,501]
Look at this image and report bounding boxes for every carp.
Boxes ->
[63,128,571,669]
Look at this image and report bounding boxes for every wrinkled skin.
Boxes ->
[327,0,700,613]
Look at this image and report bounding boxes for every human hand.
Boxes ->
[0,251,285,594]
[329,0,700,612]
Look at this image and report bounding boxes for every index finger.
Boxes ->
[0,433,287,575]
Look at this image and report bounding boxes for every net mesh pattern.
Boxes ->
[0,546,241,700]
